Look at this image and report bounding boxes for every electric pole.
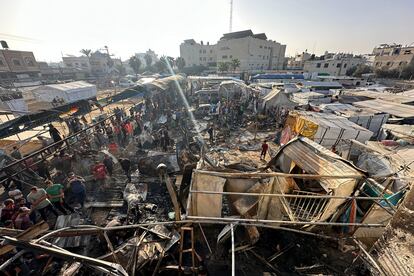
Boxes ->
[229,0,233,32]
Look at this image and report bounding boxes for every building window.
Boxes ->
[259,46,263,48]
[230,55,233,58]
[324,63,329,68]
[12,59,22,66]
[67,63,73,67]
[343,63,347,68]
[209,57,213,61]
[222,55,227,59]
[199,50,202,53]
[203,50,206,54]
[336,63,341,68]
[404,50,412,55]
[0,59,4,66]
[199,57,202,61]
[210,50,213,54]
[81,63,88,67]
[25,57,35,66]
[203,57,206,61]
[386,62,391,66]
[316,63,321,68]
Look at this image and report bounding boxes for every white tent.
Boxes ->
[30,81,97,104]
[262,89,297,110]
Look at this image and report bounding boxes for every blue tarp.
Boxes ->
[251,74,305,80]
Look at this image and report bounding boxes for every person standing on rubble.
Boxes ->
[45,180,74,215]
[27,186,59,222]
[67,172,86,208]
[103,154,114,176]
[92,160,108,188]
[260,140,269,160]
[48,124,62,147]
[207,125,214,145]
[118,158,131,182]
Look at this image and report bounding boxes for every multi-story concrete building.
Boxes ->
[216,30,286,71]
[287,51,312,70]
[303,52,366,76]
[134,49,159,67]
[180,39,217,68]
[179,30,286,71]
[0,49,40,82]
[372,44,414,70]
[62,55,91,73]
[89,51,112,76]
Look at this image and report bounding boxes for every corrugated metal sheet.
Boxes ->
[353,99,414,118]
[281,137,361,190]
[53,213,90,248]
[342,90,414,104]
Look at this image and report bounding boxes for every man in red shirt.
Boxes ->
[92,161,108,188]
[260,140,269,160]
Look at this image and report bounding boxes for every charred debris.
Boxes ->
[0,76,413,275]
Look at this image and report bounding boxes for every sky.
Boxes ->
[0,0,413,62]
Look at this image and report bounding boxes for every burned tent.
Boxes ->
[187,137,367,229]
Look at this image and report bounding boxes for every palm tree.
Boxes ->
[129,56,142,77]
[176,57,186,71]
[144,53,153,68]
[80,49,91,58]
[231,58,240,71]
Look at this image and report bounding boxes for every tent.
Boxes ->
[29,81,97,104]
[261,89,297,110]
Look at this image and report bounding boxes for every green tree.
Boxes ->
[115,63,126,76]
[346,66,357,76]
[153,60,164,72]
[218,62,229,72]
[176,57,186,71]
[129,56,142,77]
[230,58,240,71]
[144,53,153,68]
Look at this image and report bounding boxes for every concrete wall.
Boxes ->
[373,46,414,70]
[180,41,217,67]
[0,50,39,73]
[304,56,366,76]
[216,37,286,71]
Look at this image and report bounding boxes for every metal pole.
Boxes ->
[189,189,387,200]
[231,223,235,276]
[186,215,386,228]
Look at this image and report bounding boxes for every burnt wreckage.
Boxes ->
[0,76,413,275]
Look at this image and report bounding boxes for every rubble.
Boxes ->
[1,75,414,275]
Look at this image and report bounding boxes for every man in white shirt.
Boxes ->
[27,186,59,222]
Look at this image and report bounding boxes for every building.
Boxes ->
[89,51,112,76]
[0,49,40,83]
[62,55,91,73]
[134,49,159,68]
[216,30,286,71]
[287,51,311,70]
[303,52,366,76]
[179,30,286,71]
[38,62,61,80]
[372,44,414,70]
[180,39,217,68]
